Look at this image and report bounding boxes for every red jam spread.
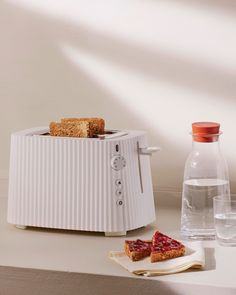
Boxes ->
[126,239,151,252]
[152,232,184,253]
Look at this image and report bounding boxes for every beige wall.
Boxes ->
[1,0,236,192]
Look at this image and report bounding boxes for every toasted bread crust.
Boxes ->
[150,246,185,263]
[124,242,135,261]
[49,121,90,137]
[61,118,105,135]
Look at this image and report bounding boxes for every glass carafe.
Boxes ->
[181,122,230,240]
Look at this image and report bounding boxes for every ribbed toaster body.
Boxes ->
[8,127,156,233]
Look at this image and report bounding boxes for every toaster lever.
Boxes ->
[139,147,160,155]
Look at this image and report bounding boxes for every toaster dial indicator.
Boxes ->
[111,156,126,170]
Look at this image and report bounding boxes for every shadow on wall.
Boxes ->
[4,1,236,101]
[1,1,236,191]
[56,28,236,103]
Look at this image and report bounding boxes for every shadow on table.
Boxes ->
[203,247,216,271]
[17,223,156,238]
[184,247,216,274]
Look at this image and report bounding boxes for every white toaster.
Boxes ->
[7,127,158,236]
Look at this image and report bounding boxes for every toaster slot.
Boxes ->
[97,130,128,140]
[32,129,128,139]
[137,142,144,194]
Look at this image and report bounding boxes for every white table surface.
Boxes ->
[0,179,235,295]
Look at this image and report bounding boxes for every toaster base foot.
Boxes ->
[105,231,126,237]
[15,225,27,230]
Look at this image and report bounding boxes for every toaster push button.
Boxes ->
[111,156,126,171]
[115,179,122,186]
[116,189,123,196]
[116,199,124,206]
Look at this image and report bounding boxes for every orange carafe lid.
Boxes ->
[192,122,220,142]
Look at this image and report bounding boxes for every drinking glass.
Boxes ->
[213,195,236,246]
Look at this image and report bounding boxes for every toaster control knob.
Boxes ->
[111,156,126,171]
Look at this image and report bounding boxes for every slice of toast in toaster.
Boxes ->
[61,118,105,135]
[50,121,91,137]
[124,239,152,261]
[150,231,185,263]
[50,118,105,138]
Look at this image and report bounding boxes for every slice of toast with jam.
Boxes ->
[124,239,152,261]
[150,231,185,263]
[124,231,185,263]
